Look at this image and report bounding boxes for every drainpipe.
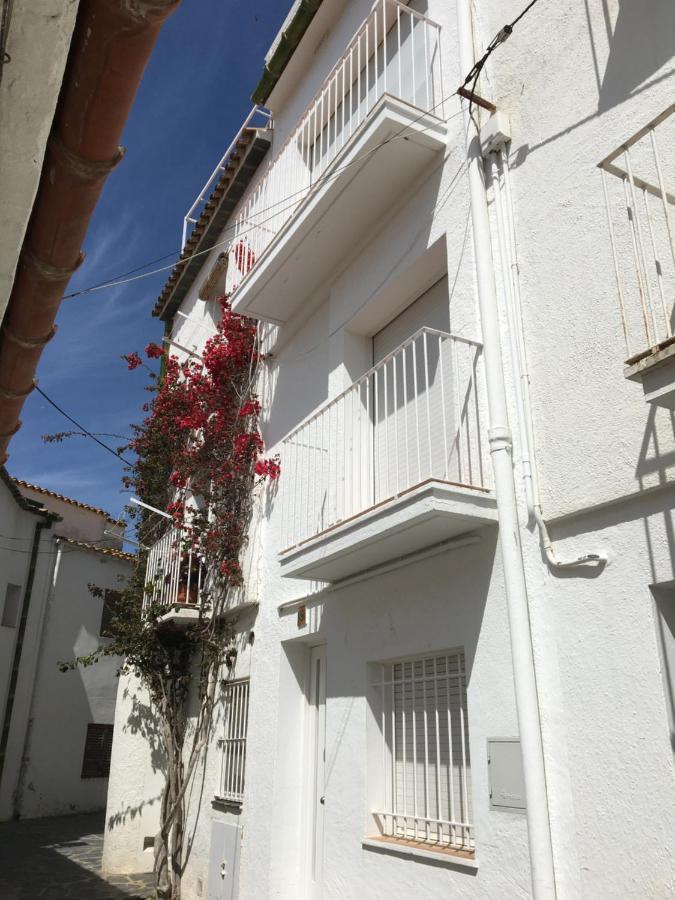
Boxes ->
[12,539,63,818]
[455,2,556,897]
[488,150,606,570]
[0,0,180,463]
[0,519,53,802]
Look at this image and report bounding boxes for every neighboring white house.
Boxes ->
[0,471,135,820]
[103,1,675,898]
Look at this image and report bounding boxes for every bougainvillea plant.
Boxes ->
[59,297,278,900]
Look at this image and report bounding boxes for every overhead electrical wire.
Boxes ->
[34,0,544,472]
[460,0,543,116]
[34,385,134,466]
[62,98,465,302]
[62,0,543,305]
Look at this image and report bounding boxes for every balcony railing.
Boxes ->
[143,525,205,613]
[280,328,488,551]
[182,105,273,248]
[599,103,675,362]
[223,0,444,295]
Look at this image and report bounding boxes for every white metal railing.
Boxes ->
[143,525,205,612]
[599,103,675,361]
[219,678,250,803]
[223,0,444,294]
[372,651,474,852]
[182,105,273,248]
[280,328,488,550]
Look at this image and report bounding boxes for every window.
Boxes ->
[99,589,123,637]
[1,584,21,628]
[219,679,250,803]
[370,650,474,853]
[81,723,114,778]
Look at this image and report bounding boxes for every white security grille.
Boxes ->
[219,679,250,803]
[599,103,675,360]
[372,651,473,852]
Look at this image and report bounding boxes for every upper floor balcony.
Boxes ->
[278,328,497,582]
[600,103,675,408]
[143,525,253,627]
[223,0,447,323]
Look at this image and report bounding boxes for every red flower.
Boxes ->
[238,399,260,417]
[124,352,142,371]
[254,457,281,480]
[145,342,165,359]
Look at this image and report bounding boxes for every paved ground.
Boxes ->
[0,812,155,900]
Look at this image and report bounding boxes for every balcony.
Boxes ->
[278,328,497,582]
[599,103,675,408]
[226,0,447,323]
[143,526,253,627]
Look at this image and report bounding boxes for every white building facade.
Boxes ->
[104,1,675,897]
[0,473,134,820]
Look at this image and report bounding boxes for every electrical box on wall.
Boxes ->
[488,738,526,813]
[480,111,511,156]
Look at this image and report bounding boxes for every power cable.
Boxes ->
[34,385,134,467]
[458,0,543,117]
[61,99,465,302]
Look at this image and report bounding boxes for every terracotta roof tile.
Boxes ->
[13,478,117,521]
[153,127,271,321]
[60,537,136,563]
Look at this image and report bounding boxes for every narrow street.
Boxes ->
[0,813,153,900]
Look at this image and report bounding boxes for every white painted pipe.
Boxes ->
[496,150,605,570]
[455,2,557,896]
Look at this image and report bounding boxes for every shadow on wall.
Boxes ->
[122,689,165,774]
[593,0,675,112]
[105,690,165,832]
[511,0,675,165]
[651,583,675,754]
[635,404,675,587]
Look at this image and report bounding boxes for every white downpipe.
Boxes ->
[455,2,556,897]
[492,150,606,570]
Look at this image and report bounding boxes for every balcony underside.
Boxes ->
[625,337,675,409]
[279,480,497,582]
[230,94,447,324]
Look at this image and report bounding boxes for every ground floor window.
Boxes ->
[370,650,474,852]
[81,723,114,778]
[219,678,250,803]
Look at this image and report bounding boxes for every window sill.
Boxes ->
[362,836,478,871]
[212,795,243,812]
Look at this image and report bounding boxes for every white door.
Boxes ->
[306,645,326,899]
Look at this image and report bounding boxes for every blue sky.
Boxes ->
[9,0,288,521]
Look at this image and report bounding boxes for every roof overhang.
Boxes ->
[153,127,272,321]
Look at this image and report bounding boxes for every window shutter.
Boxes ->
[81,724,114,778]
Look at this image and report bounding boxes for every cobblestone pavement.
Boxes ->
[0,812,155,900]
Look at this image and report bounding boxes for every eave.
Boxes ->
[153,126,272,321]
[251,0,324,106]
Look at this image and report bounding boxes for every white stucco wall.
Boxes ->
[17,483,118,544]
[0,480,56,821]
[14,543,132,818]
[103,0,675,897]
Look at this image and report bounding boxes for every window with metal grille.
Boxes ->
[370,650,474,852]
[219,679,249,803]
[81,723,114,779]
